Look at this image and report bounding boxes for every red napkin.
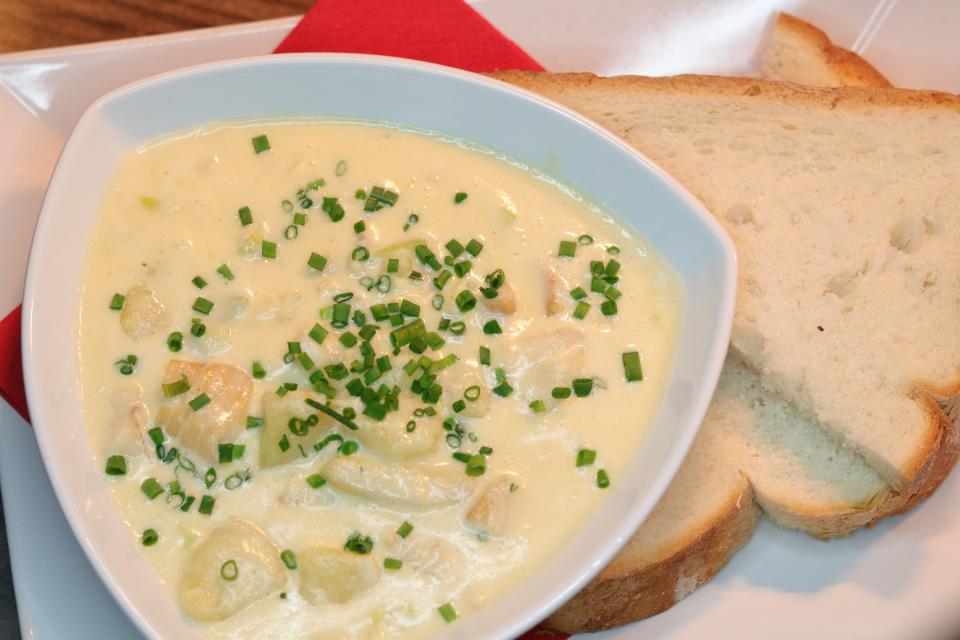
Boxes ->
[0,1,568,636]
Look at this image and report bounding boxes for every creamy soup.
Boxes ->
[78,122,682,639]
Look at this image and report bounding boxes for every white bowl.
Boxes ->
[21,54,735,640]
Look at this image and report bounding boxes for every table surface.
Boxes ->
[0,0,311,53]
[0,3,311,635]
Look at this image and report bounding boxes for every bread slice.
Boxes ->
[495,72,960,633]
[761,13,892,88]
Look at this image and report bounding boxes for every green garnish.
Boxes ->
[482,320,502,335]
[191,276,207,289]
[188,393,211,411]
[220,559,239,581]
[335,160,348,176]
[465,454,486,476]
[251,134,270,154]
[307,252,327,271]
[140,478,163,500]
[576,449,597,467]
[558,240,577,258]
[573,301,591,320]
[465,239,483,257]
[396,521,414,538]
[622,351,643,382]
[438,603,458,623]
[162,376,190,398]
[479,346,491,366]
[281,549,297,570]
[454,192,468,204]
[252,361,267,379]
[600,299,618,316]
[192,297,214,315]
[262,241,277,259]
[198,495,216,515]
[454,290,477,312]
[529,399,546,413]
[246,416,263,429]
[383,558,403,570]
[142,528,158,547]
[572,378,594,397]
[216,264,235,281]
[238,206,253,226]
[166,331,183,352]
[551,386,571,399]
[108,293,125,310]
[306,474,326,489]
[344,532,374,555]
[570,287,588,300]
[578,234,594,245]
[105,455,126,476]
[597,469,611,488]
[114,354,137,375]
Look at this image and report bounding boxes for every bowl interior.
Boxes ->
[22,54,734,640]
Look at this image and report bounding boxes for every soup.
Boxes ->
[78,122,682,639]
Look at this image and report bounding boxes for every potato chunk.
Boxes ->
[355,415,441,460]
[156,360,252,463]
[259,391,336,468]
[324,455,468,508]
[119,285,169,339]
[178,520,285,622]
[103,382,151,457]
[299,547,380,605]
[465,476,518,536]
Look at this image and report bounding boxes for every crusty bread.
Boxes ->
[496,54,960,635]
[761,13,892,88]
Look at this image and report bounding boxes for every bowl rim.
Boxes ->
[21,52,736,640]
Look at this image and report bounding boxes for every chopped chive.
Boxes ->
[284,225,299,240]
[252,361,266,379]
[162,376,190,398]
[438,603,458,623]
[353,220,366,234]
[400,299,421,318]
[454,192,468,203]
[308,323,329,345]
[572,378,594,397]
[190,319,206,337]
[600,299,618,316]
[306,474,327,489]
[216,264,235,281]
[339,332,357,348]
[492,382,513,397]
[576,449,597,467]
[607,245,621,255]
[262,241,277,259]
[246,416,263,429]
[384,557,403,570]
[218,443,234,464]
[558,240,577,258]
[220,559,238,581]
[335,160,348,176]
[238,206,253,226]
[479,346,491,366]
[281,549,297,570]
[108,293,125,311]
[386,258,400,274]
[551,386,572,399]
[352,246,370,262]
[104,455,126,476]
[445,239,465,257]
[570,287,588,300]
[529,399,546,413]
[578,234,594,245]
[483,320,502,335]
[433,270,452,291]
[597,469,611,488]
[307,252,327,271]
[166,331,183,352]
[293,212,307,226]
[305,398,360,431]
[251,134,270,154]
[453,261,472,278]
[140,478,163,500]
[142,528,158,547]
[188,393,211,411]
[396,521,414,538]
[452,399,466,413]
[199,495,215,515]
[148,427,164,446]
[192,297,214,315]
[572,301,591,320]
[344,532,374,555]
[455,290,477,312]
[465,239,483,257]
[191,276,207,289]
[622,351,643,382]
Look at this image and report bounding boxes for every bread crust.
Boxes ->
[543,474,758,634]
[769,13,893,89]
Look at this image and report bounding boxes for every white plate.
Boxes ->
[1,2,959,639]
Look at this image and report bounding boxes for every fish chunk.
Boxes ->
[178,520,285,622]
[324,456,468,508]
[299,547,380,605]
[356,415,441,460]
[119,285,169,339]
[103,382,151,457]
[507,327,586,403]
[156,360,252,463]
[481,283,517,315]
